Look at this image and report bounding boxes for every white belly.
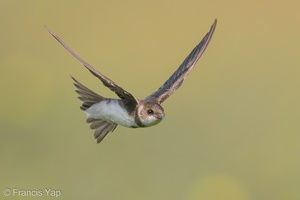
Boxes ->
[85,99,137,127]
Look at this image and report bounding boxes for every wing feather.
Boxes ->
[46,27,138,110]
[145,19,217,104]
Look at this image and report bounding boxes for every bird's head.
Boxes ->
[137,101,165,127]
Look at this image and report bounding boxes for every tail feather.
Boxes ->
[71,76,118,143]
[71,76,104,111]
[87,118,118,143]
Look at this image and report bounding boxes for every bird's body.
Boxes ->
[47,19,217,143]
[86,99,136,128]
[85,99,163,128]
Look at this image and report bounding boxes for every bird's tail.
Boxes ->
[71,76,105,111]
[71,76,118,143]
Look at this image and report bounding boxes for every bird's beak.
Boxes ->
[156,115,164,120]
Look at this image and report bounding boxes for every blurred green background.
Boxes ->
[1,0,300,199]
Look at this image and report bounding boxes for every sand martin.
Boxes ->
[47,19,217,143]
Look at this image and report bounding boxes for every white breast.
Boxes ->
[85,99,137,127]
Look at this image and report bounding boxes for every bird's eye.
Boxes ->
[147,109,154,114]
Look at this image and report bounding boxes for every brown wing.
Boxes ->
[145,19,217,104]
[46,27,138,108]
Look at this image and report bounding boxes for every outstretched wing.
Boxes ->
[145,19,217,104]
[46,27,139,108]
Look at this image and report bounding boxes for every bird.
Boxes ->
[47,19,217,143]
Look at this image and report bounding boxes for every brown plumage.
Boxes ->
[47,19,217,143]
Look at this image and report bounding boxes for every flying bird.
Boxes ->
[47,19,217,143]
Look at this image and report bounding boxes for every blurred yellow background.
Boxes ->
[1,0,300,199]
